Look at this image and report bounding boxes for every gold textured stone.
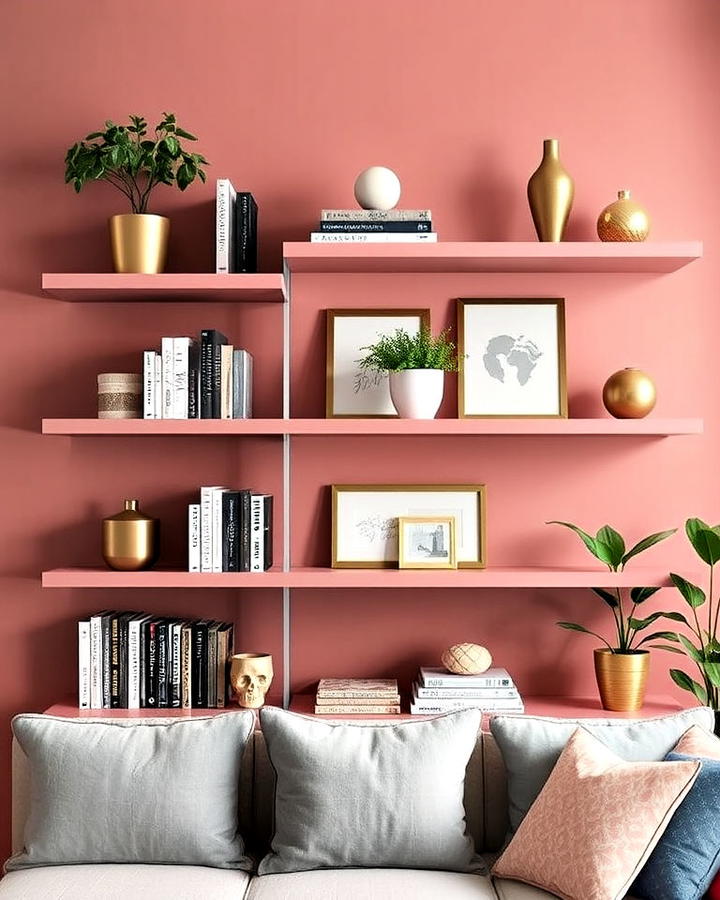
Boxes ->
[441,642,492,675]
[597,190,650,242]
[594,648,649,711]
[527,138,575,242]
[109,213,169,273]
[603,368,656,419]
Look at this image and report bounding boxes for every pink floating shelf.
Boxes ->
[41,272,286,303]
[283,241,703,274]
[41,568,287,588]
[41,417,703,436]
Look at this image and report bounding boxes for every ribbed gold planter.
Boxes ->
[109,213,169,273]
[594,648,649,712]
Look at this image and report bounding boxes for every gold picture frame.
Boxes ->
[326,308,431,418]
[457,298,568,418]
[398,516,457,569]
[331,484,486,569]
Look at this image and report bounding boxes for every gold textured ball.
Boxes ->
[441,643,492,675]
[597,190,650,242]
[603,368,656,419]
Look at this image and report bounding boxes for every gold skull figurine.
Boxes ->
[230,653,274,709]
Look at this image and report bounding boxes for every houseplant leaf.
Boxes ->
[556,622,613,649]
[592,588,619,608]
[621,529,677,566]
[670,669,708,704]
[670,573,706,609]
[546,522,607,566]
[686,521,720,567]
[630,586,662,604]
[635,631,680,647]
[596,526,625,569]
[677,634,704,663]
[627,612,665,631]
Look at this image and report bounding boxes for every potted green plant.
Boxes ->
[64,113,208,274]
[548,520,677,711]
[358,326,458,419]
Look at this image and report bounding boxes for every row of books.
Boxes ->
[78,611,234,710]
[311,208,437,243]
[189,487,273,573]
[314,678,401,715]
[410,666,524,715]
[143,330,253,419]
[216,179,258,273]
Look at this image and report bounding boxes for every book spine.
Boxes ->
[188,342,199,419]
[109,615,120,708]
[421,674,513,688]
[248,195,258,272]
[181,624,192,709]
[172,338,190,419]
[101,614,112,709]
[89,615,102,709]
[412,693,524,711]
[310,232,437,243]
[157,622,168,708]
[145,621,158,708]
[192,623,208,708]
[262,495,273,570]
[222,492,240,572]
[244,353,253,418]
[216,179,230,273]
[207,627,218,708]
[153,354,162,419]
[239,491,251,571]
[316,695,401,705]
[211,342,223,418]
[200,487,215,573]
[314,705,402,715]
[250,494,264,572]
[232,350,245,419]
[220,344,233,419]
[316,690,401,700]
[118,615,129,708]
[200,333,213,419]
[127,620,141,709]
[143,351,156,419]
[161,337,174,418]
[171,623,182,708]
[188,503,201,572]
[78,621,91,709]
[211,489,226,573]
[319,221,432,233]
[216,628,227,708]
[321,208,431,221]
[235,192,249,272]
[411,701,525,714]
[414,686,520,700]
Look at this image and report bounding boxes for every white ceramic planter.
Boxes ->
[389,369,444,419]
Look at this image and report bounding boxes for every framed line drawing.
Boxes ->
[398,516,457,569]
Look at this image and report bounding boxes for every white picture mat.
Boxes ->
[335,490,480,563]
[462,303,562,415]
[331,314,424,415]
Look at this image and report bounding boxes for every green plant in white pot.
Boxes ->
[358,327,458,419]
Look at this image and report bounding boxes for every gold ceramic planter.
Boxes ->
[109,213,169,273]
[594,648,649,711]
[102,499,159,570]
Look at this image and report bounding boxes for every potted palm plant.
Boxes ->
[65,113,208,273]
[548,520,677,711]
[358,326,458,419]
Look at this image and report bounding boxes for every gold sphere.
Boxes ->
[603,368,656,419]
[597,190,650,242]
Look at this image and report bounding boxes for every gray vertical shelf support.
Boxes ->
[282,260,291,708]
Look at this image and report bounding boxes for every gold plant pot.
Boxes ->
[109,213,169,274]
[102,499,159,571]
[594,648,649,712]
[527,138,575,242]
[597,190,650,242]
[603,367,656,419]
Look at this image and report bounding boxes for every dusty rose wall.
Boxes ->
[1,0,719,860]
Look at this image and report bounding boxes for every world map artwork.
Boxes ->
[483,334,543,386]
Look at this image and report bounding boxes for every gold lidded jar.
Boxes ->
[102,499,159,571]
[597,190,650,242]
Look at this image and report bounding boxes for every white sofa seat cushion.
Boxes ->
[0,865,251,899]
[246,869,497,899]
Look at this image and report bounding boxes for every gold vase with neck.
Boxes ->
[527,138,575,242]
[597,190,650,242]
[109,213,169,273]
[102,499,159,570]
[594,648,649,711]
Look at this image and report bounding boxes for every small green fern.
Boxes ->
[358,327,458,373]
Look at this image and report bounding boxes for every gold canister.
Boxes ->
[527,138,575,242]
[594,648,649,711]
[102,499,159,570]
[603,368,656,419]
[109,213,169,274]
[597,190,650,242]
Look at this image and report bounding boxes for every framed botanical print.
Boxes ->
[326,309,431,417]
[458,298,567,418]
[398,516,457,569]
[331,484,486,568]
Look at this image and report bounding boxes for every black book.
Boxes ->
[319,220,432,233]
[239,489,252,572]
[188,342,200,419]
[109,613,121,708]
[234,192,258,273]
[101,611,115,709]
[200,329,228,419]
[207,622,220,708]
[222,491,241,572]
[144,620,159,708]
[169,621,183,708]
[191,620,210,708]
[117,612,137,709]
[262,495,274,570]
[157,620,169,708]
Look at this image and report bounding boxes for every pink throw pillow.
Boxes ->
[673,723,720,759]
[492,727,701,900]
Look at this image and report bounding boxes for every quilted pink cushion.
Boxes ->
[492,727,700,900]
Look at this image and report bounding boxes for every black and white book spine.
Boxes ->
[173,337,195,419]
[188,503,201,572]
[215,178,237,273]
[89,612,104,709]
[319,220,432,233]
[200,486,222,573]
[153,354,162,419]
[235,192,258,273]
[145,621,158,708]
[156,621,168,708]
[220,344,233,419]
[188,343,200,419]
[171,622,182,708]
[419,667,514,688]
[222,491,240,572]
[181,623,192,709]
[250,494,264,572]
[232,350,253,418]
[262,495,273,570]
[101,612,113,709]
[411,699,525,714]
[239,490,252,571]
[192,621,209,708]
[161,337,174,419]
[212,488,229,573]
[110,614,120,708]
[143,351,157,419]
[310,232,437,243]
[321,208,431,221]
[78,620,91,709]
[207,623,219,708]
[127,616,146,709]
[118,613,132,709]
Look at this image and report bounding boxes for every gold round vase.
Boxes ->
[597,190,650,242]
[102,499,159,570]
[594,648,649,712]
[109,213,169,274]
[527,138,575,242]
[603,368,656,419]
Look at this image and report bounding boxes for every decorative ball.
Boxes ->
[353,166,401,210]
[441,643,492,676]
[603,368,656,419]
[597,190,650,242]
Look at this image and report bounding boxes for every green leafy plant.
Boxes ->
[64,113,208,214]
[358,326,458,373]
[547,521,677,652]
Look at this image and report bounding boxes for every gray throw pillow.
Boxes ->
[7,712,255,870]
[490,706,714,833]
[258,706,484,875]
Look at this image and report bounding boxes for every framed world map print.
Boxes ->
[457,298,567,418]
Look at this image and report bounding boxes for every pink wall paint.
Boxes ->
[1,0,719,861]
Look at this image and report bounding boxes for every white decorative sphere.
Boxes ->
[353,166,401,210]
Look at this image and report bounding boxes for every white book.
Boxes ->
[411,700,525,715]
[89,612,105,709]
[212,488,230,572]
[153,354,162,419]
[232,349,253,418]
[216,178,237,273]
[78,621,91,709]
[200,486,224,573]
[321,209,432,221]
[310,232,437,243]
[411,686,524,712]
[161,337,174,418]
[414,684,521,700]
[127,615,149,709]
[172,337,194,419]
[188,503,201,572]
[250,494,264,572]
[220,344,234,419]
[143,351,156,419]
[419,666,514,689]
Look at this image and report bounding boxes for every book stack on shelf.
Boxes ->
[314,678,401,714]
[216,179,258,273]
[410,666,524,715]
[310,209,437,243]
[78,611,234,710]
[189,487,273,573]
[143,330,253,420]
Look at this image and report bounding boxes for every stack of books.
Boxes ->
[216,179,258,273]
[310,209,437,244]
[189,487,273,573]
[143,330,253,419]
[410,666,524,715]
[78,611,234,710]
[314,678,401,715]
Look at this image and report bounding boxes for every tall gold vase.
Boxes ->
[109,213,169,273]
[527,139,574,242]
[594,648,649,712]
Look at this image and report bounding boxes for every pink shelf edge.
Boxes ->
[41,272,287,302]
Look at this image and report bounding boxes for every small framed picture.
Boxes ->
[326,309,431,417]
[458,298,567,418]
[398,516,457,569]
